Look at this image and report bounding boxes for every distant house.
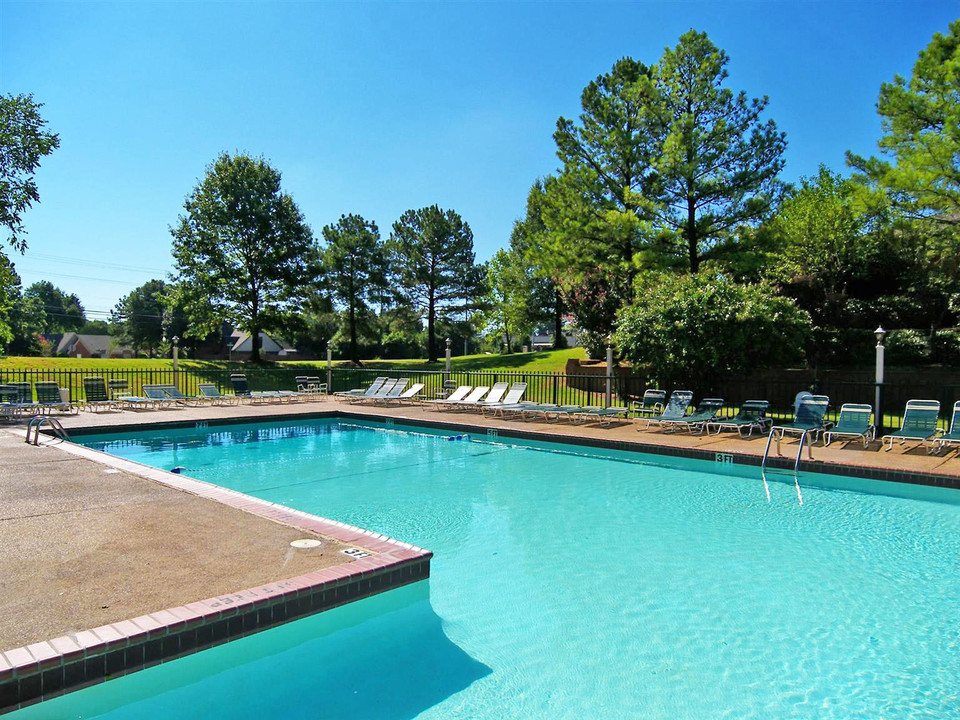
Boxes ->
[530,329,578,351]
[229,331,298,360]
[54,333,134,359]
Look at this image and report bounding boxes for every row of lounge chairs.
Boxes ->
[332,377,960,449]
[334,377,634,426]
[635,389,960,455]
[0,374,329,418]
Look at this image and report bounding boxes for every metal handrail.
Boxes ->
[25,415,71,445]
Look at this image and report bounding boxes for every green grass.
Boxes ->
[0,357,242,371]
[281,348,587,374]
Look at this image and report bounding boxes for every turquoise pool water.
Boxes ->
[18,419,960,719]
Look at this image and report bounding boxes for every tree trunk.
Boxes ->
[250,300,261,363]
[349,301,358,363]
[553,289,565,349]
[687,186,699,273]
[427,291,437,362]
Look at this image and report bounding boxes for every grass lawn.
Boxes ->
[282,348,588,374]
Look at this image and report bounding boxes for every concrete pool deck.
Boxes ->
[3,396,959,712]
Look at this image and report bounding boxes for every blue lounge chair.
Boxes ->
[772,393,830,459]
[882,399,940,453]
[35,381,75,414]
[198,383,240,406]
[631,389,666,419]
[82,377,116,412]
[706,400,771,437]
[823,404,875,448]
[933,401,960,455]
[660,397,724,434]
[641,390,694,431]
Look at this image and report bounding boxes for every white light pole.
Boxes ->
[172,336,179,373]
[605,335,613,408]
[875,326,886,433]
[445,337,452,378]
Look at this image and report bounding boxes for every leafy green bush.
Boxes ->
[615,273,811,391]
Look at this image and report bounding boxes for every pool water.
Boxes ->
[18,419,960,719]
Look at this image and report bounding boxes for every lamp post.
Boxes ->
[875,326,886,435]
[605,335,613,408]
[171,336,180,389]
[444,337,452,382]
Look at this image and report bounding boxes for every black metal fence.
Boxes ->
[3,365,958,434]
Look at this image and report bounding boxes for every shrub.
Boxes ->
[615,273,811,392]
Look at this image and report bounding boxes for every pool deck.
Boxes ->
[3,396,959,713]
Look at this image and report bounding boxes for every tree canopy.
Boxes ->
[388,205,484,362]
[848,19,960,224]
[170,153,318,362]
[321,214,387,363]
[0,94,60,253]
[111,279,169,358]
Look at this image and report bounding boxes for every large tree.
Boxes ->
[388,205,484,362]
[170,153,318,362]
[24,280,85,333]
[847,20,960,224]
[112,279,168,357]
[650,31,786,273]
[0,94,60,253]
[321,214,387,363]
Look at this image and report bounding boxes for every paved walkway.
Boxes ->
[43,397,960,479]
[0,430,353,651]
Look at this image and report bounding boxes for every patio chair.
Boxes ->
[82,377,116,412]
[454,382,508,411]
[881,399,941,453]
[706,400,771,438]
[660,397,724,434]
[334,377,387,400]
[381,383,425,405]
[0,385,24,421]
[349,378,400,404]
[295,376,327,399]
[823,404,875,448]
[568,406,632,427]
[5,382,38,416]
[365,379,410,405]
[35,381,75,414]
[477,383,529,417]
[771,393,831,459]
[198,383,240,406]
[640,390,694,431]
[631,389,667,419]
[142,385,180,409]
[443,386,490,411]
[423,385,473,410]
[159,384,206,406]
[933,401,960,455]
[230,374,282,404]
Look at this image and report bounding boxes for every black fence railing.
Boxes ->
[3,366,959,435]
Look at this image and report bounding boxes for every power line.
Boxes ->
[20,252,170,275]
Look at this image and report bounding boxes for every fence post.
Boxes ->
[605,337,613,408]
[875,327,886,435]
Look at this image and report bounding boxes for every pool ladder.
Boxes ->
[760,428,806,505]
[25,415,71,445]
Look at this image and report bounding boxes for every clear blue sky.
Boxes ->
[1,0,957,317]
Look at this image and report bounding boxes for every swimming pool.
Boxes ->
[17,418,960,718]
